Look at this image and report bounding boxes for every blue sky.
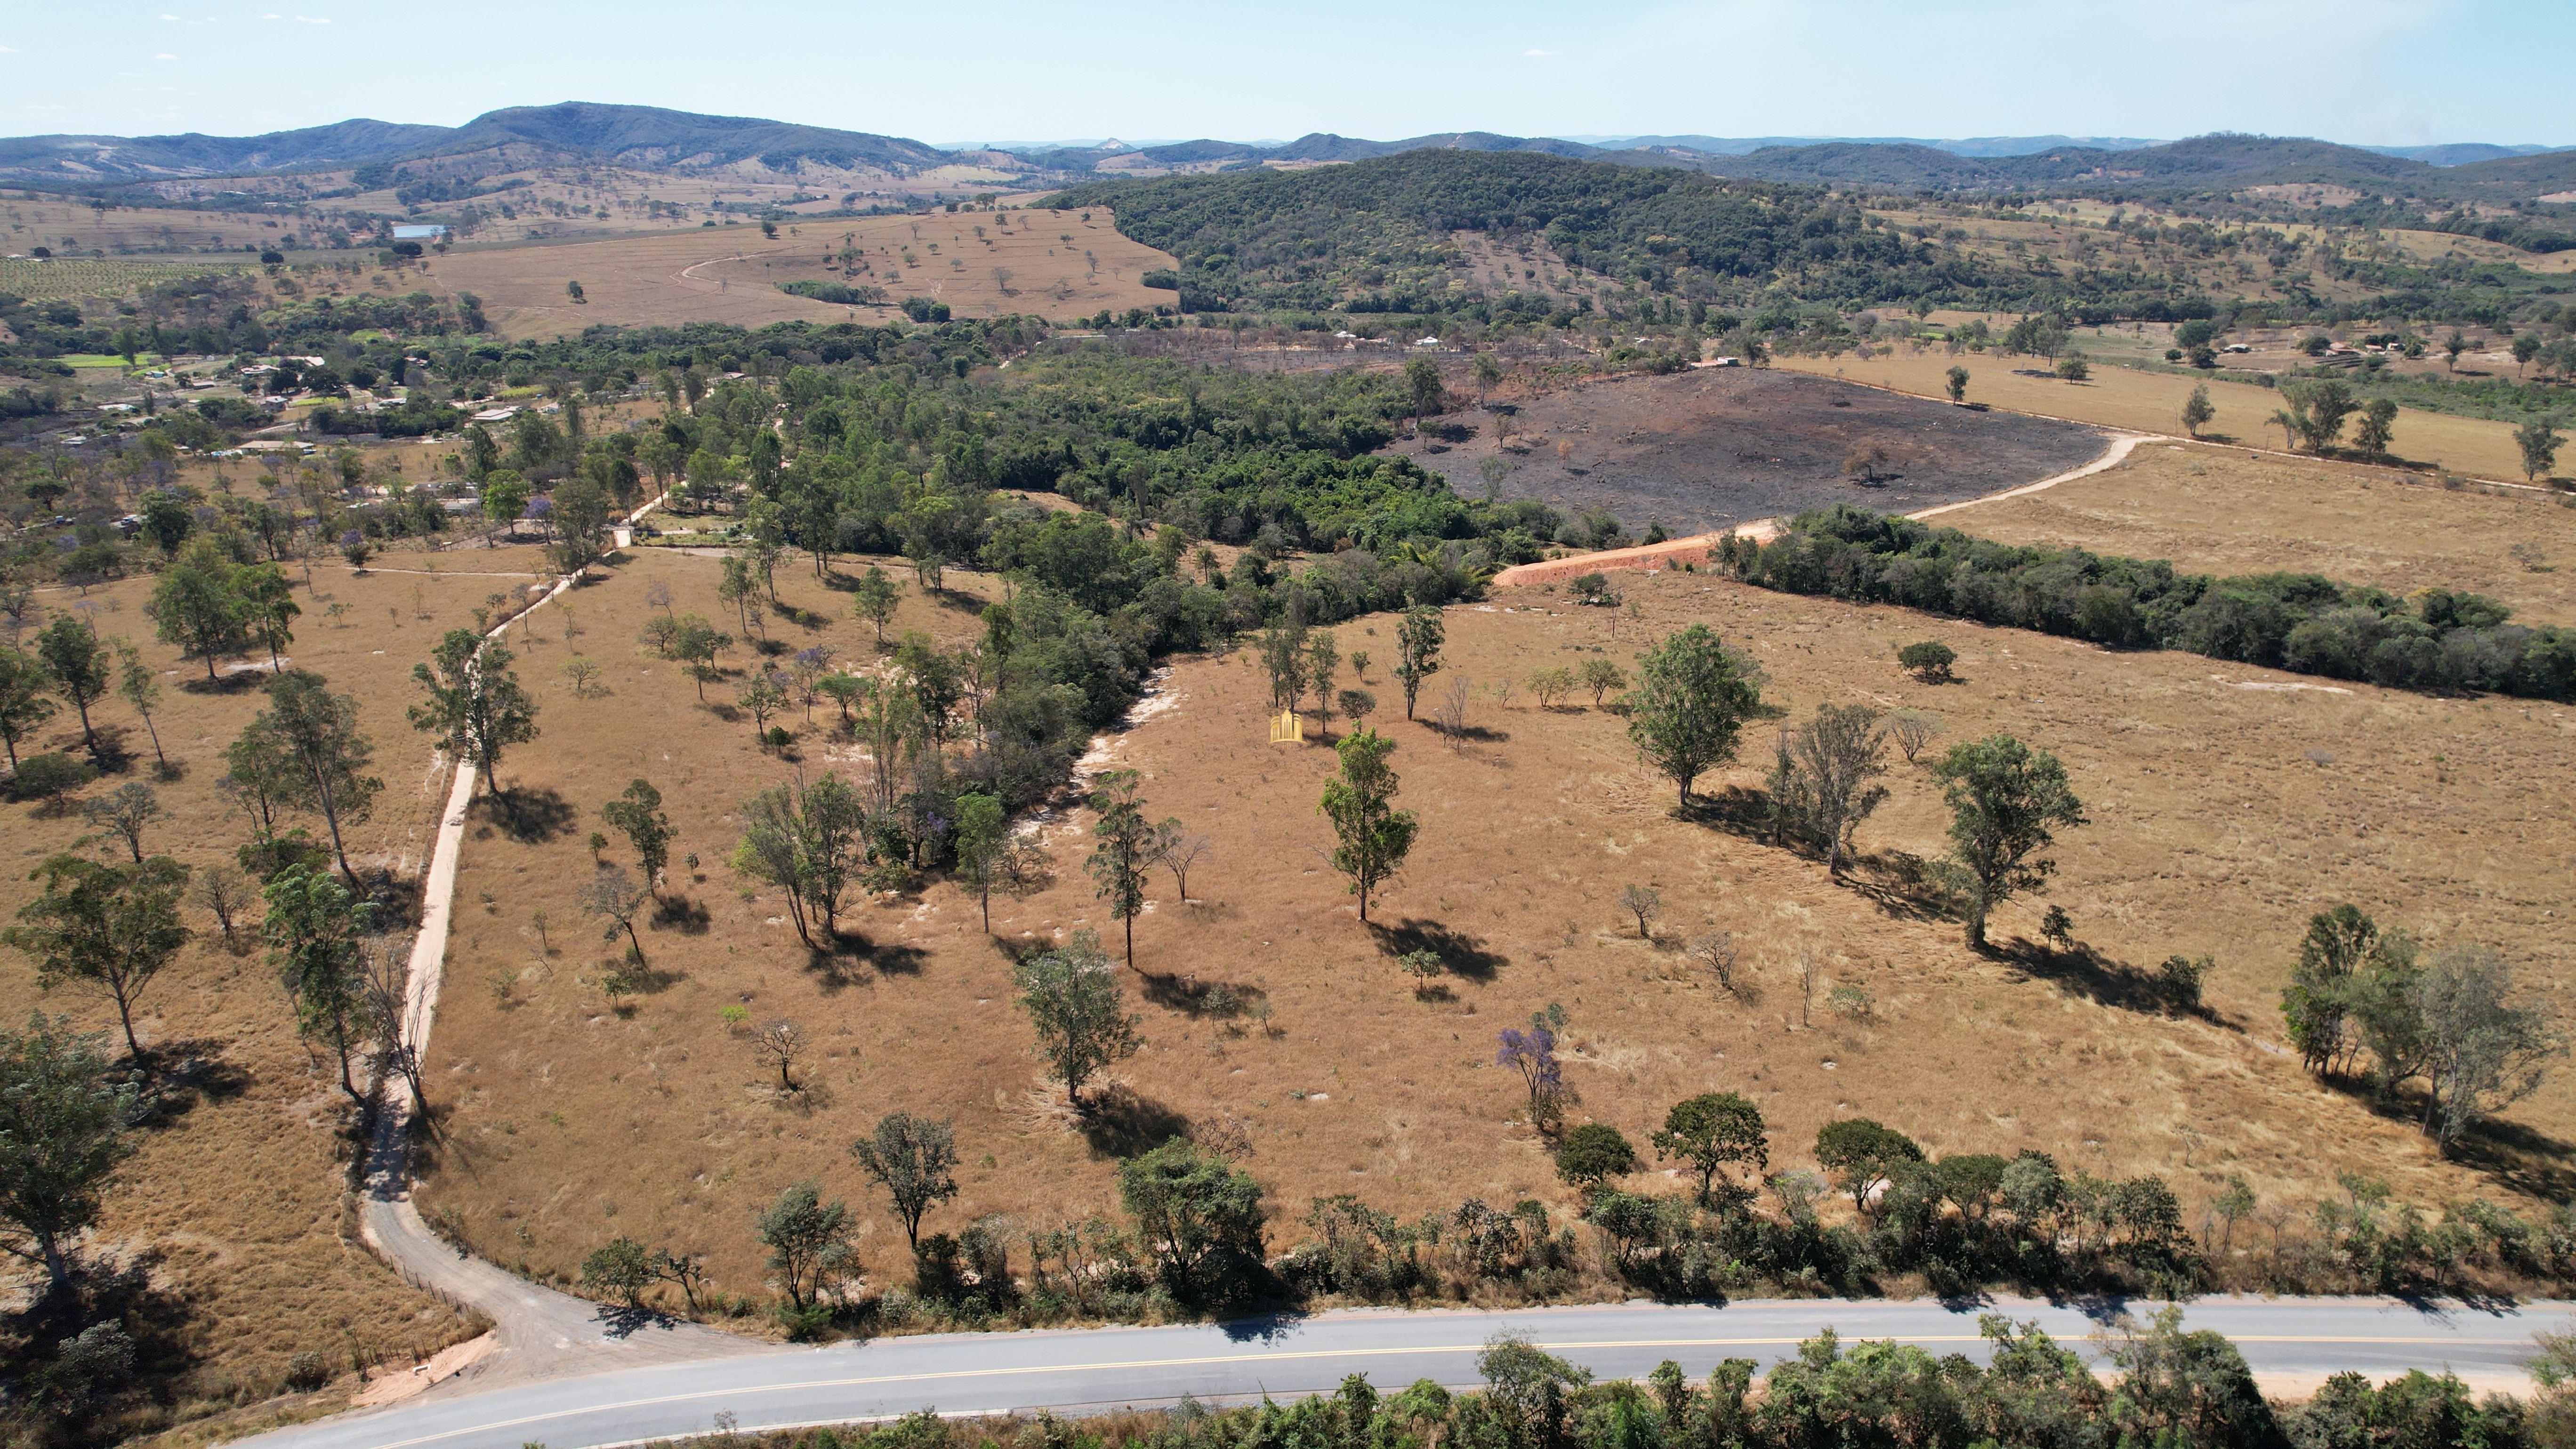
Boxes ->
[3,0,2569,147]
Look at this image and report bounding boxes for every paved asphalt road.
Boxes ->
[253,1296,2575,1449]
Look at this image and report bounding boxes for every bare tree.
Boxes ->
[1889,709,1942,765]
[752,1019,808,1094]
[1152,826,1213,904]
[191,863,253,940]
[1433,674,1473,748]
[1690,931,1740,996]
[1618,884,1661,938]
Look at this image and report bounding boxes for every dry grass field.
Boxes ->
[420,209,1173,339]
[411,530,2576,1310]
[0,548,553,1404]
[1774,350,2544,483]
[1957,442,2576,620]
[0,199,287,258]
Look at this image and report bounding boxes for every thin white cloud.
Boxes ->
[294,14,329,22]
[1523,48,1554,56]
[155,52,179,60]
[161,12,182,18]
[0,44,17,53]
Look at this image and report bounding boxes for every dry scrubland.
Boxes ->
[1775,349,2542,483]
[0,552,558,1395]
[0,199,288,257]
[422,210,1173,340]
[1964,442,2576,620]
[416,533,2573,1307]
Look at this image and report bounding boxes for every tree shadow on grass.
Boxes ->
[130,1039,251,1127]
[1673,784,1774,840]
[1140,970,1266,1019]
[1367,918,1507,983]
[650,893,713,935]
[1079,1083,1191,1159]
[481,786,578,844]
[1991,937,2214,1025]
[1842,850,1950,925]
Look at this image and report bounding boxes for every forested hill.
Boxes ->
[1049,150,2213,321]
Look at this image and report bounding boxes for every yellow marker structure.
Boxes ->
[1268,709,1304,745]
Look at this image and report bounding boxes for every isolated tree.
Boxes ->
[221,719,298,845]
[733,778,850,949]
[410,629,539,795]
[1888,708,1941,765]
[1931,734,2086,950]
[1319,728,1417,924]
[1392,605,1443,721]
[258,673,383,880]
[1497,1008,1569,1134]
[236,562,298,668]
[738,672,789,745]
[850,1112,960,1251]
[2445,330,2469,370]
[1627,624,1762,805]
[1153,824,1212,903]
[113,646,166,774]
[1786,704,1891,875]
[262,862,374,1107]
[580,865,651,967]
[1258,613,1308,713]
[1897,640,1956,682]
[757,1181,855,1313]
[670,615,730,700]
[2517,421,2564,483]
[2280,903,2400,1079]
[1618,883,1660,938]
[2413,945,2561,1150]
[1303,630,1341,725]
[480,474,530,542]
[2180,383,2214,439]
[1119,1136,1266,1302]
[36,616,111,759]
[1814,1117,1924,1218]
[951,793,1008,931]
[1013,928,1140,1113]
[1402,355,1444,429]
[1654,1092,1769,1207]
[600,778,675,894]
[0,1014,137,1292]
[852,566,901,646]
[80,782,162,863]
[581,1236,655,1309]
[1553,1122,1637,1188]
[1944,365,1969,403]
[6,855,191,1058]
[1579,658,1627,708]
[0,648,57,771]
[1085,769,1155,970]
[2354,398,2398,459]
[191,863,251,941]
[2282,380,2357,452]
[150,539,248,684]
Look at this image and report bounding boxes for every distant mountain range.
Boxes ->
[0,102,950,185]
[0,103,2568,206]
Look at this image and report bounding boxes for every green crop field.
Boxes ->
[0,255,249,303]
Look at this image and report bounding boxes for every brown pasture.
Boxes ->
[1774,350,2544,483]
[1958,442,2576,621]
[411,538,2576,1311]
[0,549,553,1401]
[419,210,1173,339]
